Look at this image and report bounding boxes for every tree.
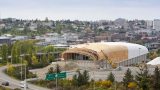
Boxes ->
[51,52,55,62]
[23,52,26,61]
[72,70,90,87]
[48,53,51,63]
[47,67,55,74]
[45,17,49,22]
[107,72,115,83]
[32,56,38,64]
[15,46,20,63]
[122,68,134,90]
[55,64,61,73]
[11,45,16,63]
[82,70,90,85]
[150,66,160,89]
[1,43,8,62]
[28,47,32,66]
[2,27,6,34]
[40,54,48,66]
[135,67,150,90]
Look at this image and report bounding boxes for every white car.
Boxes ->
[20,81,24,84]
[20,84,28,88]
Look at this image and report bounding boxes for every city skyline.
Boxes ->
[0,0,160,21]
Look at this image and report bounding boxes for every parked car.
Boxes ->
[2,82,9,86]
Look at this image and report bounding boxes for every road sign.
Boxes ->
[57,72,66,79]
[46,74,55,80]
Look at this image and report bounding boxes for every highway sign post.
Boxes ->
[46,74,56,80]
[57,72,66,79]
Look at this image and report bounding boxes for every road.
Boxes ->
[0,66,50,90]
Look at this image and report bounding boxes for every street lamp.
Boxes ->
[89,71,95,90]
[139,48,141,63]
[93,72,95,90]
[24,64,27,90]
[19,57,22,80]
[114,69,116,90]
[7,53,8,74]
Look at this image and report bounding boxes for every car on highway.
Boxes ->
[2,82,9,86]
[20,84,28,88]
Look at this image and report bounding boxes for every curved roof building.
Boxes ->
[60,42,148,63]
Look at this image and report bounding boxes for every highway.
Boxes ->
[0,66,51,90]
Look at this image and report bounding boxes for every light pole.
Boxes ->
[139,48,141,63]
[20,57,22,80]
[114,69,116,90]
[7,53,8,74]
[93,72,95,90]
[11,50,12,64]
[24,64,27,90]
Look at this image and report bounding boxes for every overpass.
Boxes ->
[0,51,62,61]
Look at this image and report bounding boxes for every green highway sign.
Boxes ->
[57,72,66,79]
[46,74,55,80]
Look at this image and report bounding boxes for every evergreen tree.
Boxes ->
[71,70,90,87]
[16,46,20,63]
[107,72,115,83]
[150,66,160,89]
[1,43,8,62]
[45,17,49,22]
[55,64,61,73]
[11,45,16,63]
[47,67,55,74]
[28,47,32,66]
[82,70,90,85]
[135,67,150,90]
[51,52,55,62]
[122,68,134,89]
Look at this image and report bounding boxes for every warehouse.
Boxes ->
[60,42,148,65]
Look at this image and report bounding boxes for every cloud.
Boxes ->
[0,0,160,20]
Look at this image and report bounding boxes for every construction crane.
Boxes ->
[101,50,117,68]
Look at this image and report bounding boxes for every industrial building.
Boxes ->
[60,42,149,67]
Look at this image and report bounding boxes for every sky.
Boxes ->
[0,0,160,21]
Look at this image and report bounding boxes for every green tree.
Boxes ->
[107,72,115,83]
[48,53,51,63]
[45,17,49,22]
[51,52,55,62]
[82,70,90,85]
[40,54,48,66]
[150,66,160,89]
[1,43,8,62]
[122,68,134,90]
[47,67,55,74]
[23,52,26,61]
[11,45,16,63]
[2,27,6,34]
[72,70,90,87]
[55,64,61,73]
[28,47,32,66]
[15,46,20,63]
[135,67,150,90]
